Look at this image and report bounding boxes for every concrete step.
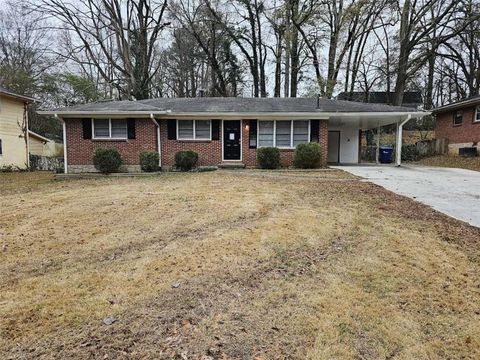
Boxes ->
[218,163,246,169]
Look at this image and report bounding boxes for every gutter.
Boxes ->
[149,113,162,168]
[37,110,170,117]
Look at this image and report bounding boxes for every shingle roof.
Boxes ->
[336,91,423,107]
[46,97,420,114]
[0,86,39,103]
[432,94,480,114]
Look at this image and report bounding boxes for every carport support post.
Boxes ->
[375,126,381,164]
[395,114,411,166]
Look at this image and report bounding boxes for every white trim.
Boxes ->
[221,120,242,162]
[92,118,128,140]
[38,110,428,120]
[176,119,212,141]
[474,105,480,123]
[61,117,67,174]
[257,119,311,149]
[28,130,51,143]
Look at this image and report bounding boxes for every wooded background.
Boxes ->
[0,0,478,138]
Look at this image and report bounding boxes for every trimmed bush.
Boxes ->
[294,142,321,168]
[257,147,280,169]
[175,150,198,171]
[401,144,421,161]
[140,151,159,172]
[93,148,122,173]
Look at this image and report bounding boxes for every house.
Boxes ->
[337,91,423,109]
[28,130,63,157]
[38,97,427,173]
[0,87,37,169]
[432,95,480,155]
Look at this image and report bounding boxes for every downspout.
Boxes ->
[55,114,67,174]
[150,113,161,169]
[395,114,412,166]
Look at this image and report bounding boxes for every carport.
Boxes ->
[327,111,427,165]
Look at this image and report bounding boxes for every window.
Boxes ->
[258,120,310,148]
[453,111,463,126]
[93,119,127,139]
[475,105,480,123]
[177,120,211,140]
[0,139,2,155]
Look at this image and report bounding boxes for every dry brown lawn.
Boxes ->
[1,170,479,359]
[410,154,480,172]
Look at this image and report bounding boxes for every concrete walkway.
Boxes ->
[334,165,480,228]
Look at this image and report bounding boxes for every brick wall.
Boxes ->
[241,119,329,167]
[66,118,157,166]
[66,118,330,170]
[159,120,222,166]
[435,106,480,145]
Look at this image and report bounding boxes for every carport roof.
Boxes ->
[39,97,426,116]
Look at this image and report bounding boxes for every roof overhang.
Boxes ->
[433,97,480,114]
[37,110,171,118]
[28,130,52,142]
[0,90,40,103]
[328,112,428,129]
[38,110,428,122]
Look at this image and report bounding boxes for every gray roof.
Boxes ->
[432,94,480,114]
[0,86,38,103]
[44,97,423,114]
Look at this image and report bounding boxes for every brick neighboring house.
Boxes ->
[39,97,426,173]
[433,95,480,155]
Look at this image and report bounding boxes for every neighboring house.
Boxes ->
[337,91,423,109]
[38,97,427,173]
[0,87,37,169]
[433,95,480,154]
[28,130,63,157]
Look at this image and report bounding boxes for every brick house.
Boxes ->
[433,95,480,154]
[39,97,426,173]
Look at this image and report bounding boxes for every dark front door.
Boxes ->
[223,120,241,160]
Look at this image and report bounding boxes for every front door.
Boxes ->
[328,131,340,163]
[223,120,241,160]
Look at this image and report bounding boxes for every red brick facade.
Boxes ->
[435,105,480,145]
[66,118,157,166]
[66,118,329,171]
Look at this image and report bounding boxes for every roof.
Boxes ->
[0,86,39,103]
[40,97,425,116]
[28,130,52,142]
[432,94,480,114]
[337,91,423,106]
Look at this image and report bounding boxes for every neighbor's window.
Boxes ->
[453,111,463,126]
[475,105,480,123]
[258,120,310,148]
[177,120,211,140]
[0,139,2,155]
[93,119,127,139]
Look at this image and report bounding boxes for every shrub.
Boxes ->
[294,142,321,168]
[256,147,280,169]
[93,148,122,173]
[175,150,198,171]
[401,144,421,162]
[140,151,159,172]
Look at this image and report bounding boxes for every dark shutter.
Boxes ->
[211,120,220,140]
[127,118,136,139]
[82,118,92,139]
[310,120,320,142]
[249,120,257,149]
[167,119,177,140]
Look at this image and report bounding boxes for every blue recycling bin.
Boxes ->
[379,146,393,163]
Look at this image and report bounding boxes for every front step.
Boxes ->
[218,163,246,169]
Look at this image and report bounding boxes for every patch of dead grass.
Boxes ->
[1,171,479,359]
[410,154,480,172]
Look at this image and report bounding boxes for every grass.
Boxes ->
[1,170,479,359]
[411,154,480,172]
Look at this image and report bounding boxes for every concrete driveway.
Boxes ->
[334,165,480,228]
